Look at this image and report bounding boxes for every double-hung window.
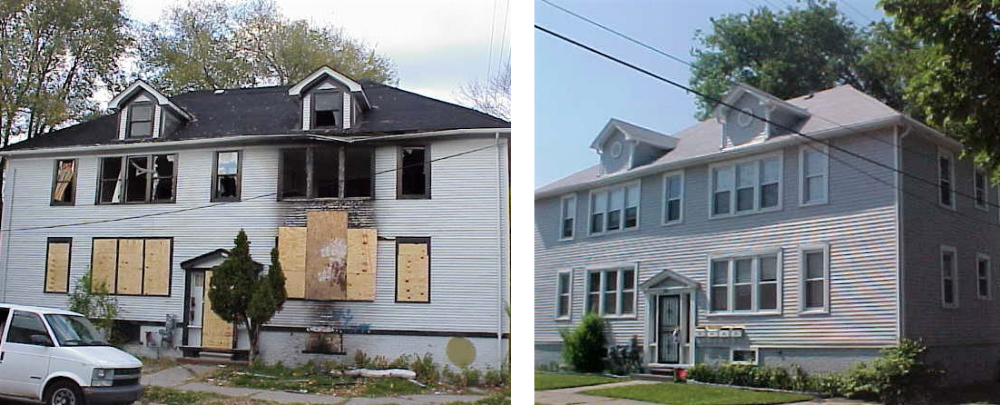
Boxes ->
[556,270,572,319]
[941,246,958,308]
[589,182,640,235]
[711,154,782,217]
[708,251,781,314]
[939,150,955,209]
[977,254,992,300]
[584,266,636,317]
[799,244,830,313]
[213,151,241,201]
[975,166,989,211]
[126,102,153,138]
[560,195,576,240]
[662,172,683,224]
[51,159,77,205]
[800,146,829,205]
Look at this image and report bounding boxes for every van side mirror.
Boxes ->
[30,334,53,347]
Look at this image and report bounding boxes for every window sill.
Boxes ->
[709,206,782,220]
[975,205,989,212]
[49,202,76,207]
[601,314,638,321]
[587,226,640,238]
[278,196,374,202]
[397,195,431,200]
[800,200,828,207]
[554,316,572,322]
[707,311,781,317]
[96,201,177,206]
[941,304,960,309]
[798,309,830,316]
[938,202,956,211]
[662,219,683,227]
[559,236,575,242]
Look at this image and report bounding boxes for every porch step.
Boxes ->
[633,373,674,382]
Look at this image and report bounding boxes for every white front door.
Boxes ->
[187,272,205,347]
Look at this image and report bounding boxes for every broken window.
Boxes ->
[213,151,240,201]
[99,154,176,204]
[51,159,77,205]
[99,157,124,203]
[152,155,175,202]
[279,146,373,199]
[313,147,340,198]
[280,149,308,198]
[127,102,153,138]
[312,91,342,129]
[398,146,429,199]
[345,147,373,197]
[125,156,149,202]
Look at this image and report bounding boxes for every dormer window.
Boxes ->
[312,91,342,128]
[127,102,153,138]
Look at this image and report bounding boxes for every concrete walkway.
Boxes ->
[143,365,486,404]
[534,380,877,405]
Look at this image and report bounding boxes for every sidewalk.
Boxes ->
[534,379,875,405]
[143,365,486,405]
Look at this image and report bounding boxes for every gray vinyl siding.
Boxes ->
[536,129,899,348]
[900,130,1000,347]
[0,137,509,336]
[723,94,767,147]
[599,131,629,175]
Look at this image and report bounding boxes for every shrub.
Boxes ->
[441,365,462,387]
[483,366,509,387]
[606,335,642,375]
[560,312,607,372]
[840,339,941,404]
[410,353,439,385]
[461,367,482,387]
[353,350,370,368]
[68,268,122,345]
[390,354,413,369]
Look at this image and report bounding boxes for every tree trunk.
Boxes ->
[246,318,258,362]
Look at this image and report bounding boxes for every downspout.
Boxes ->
[495,132,505,364]
[895,122,912,342]
[1,162,15,301]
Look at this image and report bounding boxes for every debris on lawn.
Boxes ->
[407,379,426,388]
[333,368,417,379]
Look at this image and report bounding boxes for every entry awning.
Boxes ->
[180,249,264,272]
[639,269,700,292]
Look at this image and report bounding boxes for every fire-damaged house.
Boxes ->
[0,66,510,369]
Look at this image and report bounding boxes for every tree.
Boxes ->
[457,61,510,120]
[138,0,397,93]
[880,1,1000,176]
[208,230,286,361]
[689,1,918,119]
[68,268,122,344]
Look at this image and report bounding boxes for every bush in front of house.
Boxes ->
[606,335,643,375]
[560,312,607,372]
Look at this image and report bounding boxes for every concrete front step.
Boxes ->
[632,373,674,382]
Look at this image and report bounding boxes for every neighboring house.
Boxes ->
[535,83,1000,384]
[0,66,510,370]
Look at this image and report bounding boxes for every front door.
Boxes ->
[657,295,681,364]
[201,270,234,349]
[187,272,205,347]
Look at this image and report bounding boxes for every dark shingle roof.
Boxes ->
[3,81,509,151]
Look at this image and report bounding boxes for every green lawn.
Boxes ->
[584,382,814,405]
[534,372,621,390]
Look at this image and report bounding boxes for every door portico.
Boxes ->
[639,269,699,367]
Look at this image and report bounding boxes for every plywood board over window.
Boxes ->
[90,237,172,296]
[305,211,349,300]
[278,227,307,299]
[92,239,119,292]
[346,229,377,301]
[45,238,72,293]
[117,239,144,295]
[396,238,430,303]
[143,239,172,296]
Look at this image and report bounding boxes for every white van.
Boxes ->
[0,304,143,405]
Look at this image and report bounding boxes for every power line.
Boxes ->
[3,143,500,233]
[534,24,1000,225]
[839,1,876,25]
[497,0,511,73]
[486,0,499,81]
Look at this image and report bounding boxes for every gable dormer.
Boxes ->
[108,80,192,141]
[591,119,678,176]
[713,84,810,149]
[288,66,370,131]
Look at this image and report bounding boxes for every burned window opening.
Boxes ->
[99,154,176,204]
[313,147,340,198]
[214,151,240,201]
[280,149,308,199]
[100,157,124,203]
[345,147,373,197]
[399,146,429,198]
[152,155,175,202]
[279,146,373,200]
[125,156,148,202]
[313,91,342,129]
[51,159,77,205]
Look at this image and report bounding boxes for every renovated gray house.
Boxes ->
[535,83,1000,384]
[0,66,510,369]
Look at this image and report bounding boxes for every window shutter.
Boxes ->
[346,229,377,301]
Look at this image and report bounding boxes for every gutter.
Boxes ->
[895,122,912,342]
[1,161,15,301]
[0,127,512,158]
[535,114,961,200]
[495,132,506,364]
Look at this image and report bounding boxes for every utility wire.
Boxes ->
[497,0,512,73]
[840,1,877,25]
[3,143,500,233]
[534,24,1000,228]
[486,0,500,81]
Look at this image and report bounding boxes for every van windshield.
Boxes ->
[44,314,109,347]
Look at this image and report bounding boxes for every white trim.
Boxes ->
[977,253,993,301]
[798,243,831,315]
[799,144,829,206]
[706,249,783,316]
[661,170,684,226]
[974,164,989,211]
[707,151,783,219]
[940,245,959,309]
[288,66,363,94]
[730,347,759,365]
[559,194,577,241]
[107,80,192,121]
[582,263,638,319]
[587,180,641,237]
[555,269,574,321]
[937,148,957,210]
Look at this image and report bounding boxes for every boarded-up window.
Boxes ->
[396,237,430,303]
[346,229,377,301]
[51,160,77,205]
[280,225,377,301]
[305,211,349,300]
[45,238,72,293]
[91,238,172,296]
[278,227,307,299]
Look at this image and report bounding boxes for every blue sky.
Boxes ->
[534,0,886,187]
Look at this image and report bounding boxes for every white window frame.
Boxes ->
[559,194,577,241]
[799,144,829,206]
[661,171,684,225]
[706,249,783,316]
[938,149,956,210]
[798,243,831,314]
[587,181,641,236]
[941,245,959,308]
[977,253,992,300]
[582,263,638,319]
[730,348,759,365]
[555,269,573,320]
[708,151,783,219]
[974,165,989,212]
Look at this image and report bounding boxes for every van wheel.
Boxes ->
[45,380,83,405]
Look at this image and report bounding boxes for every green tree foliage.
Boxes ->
[68,268,122,344]
[138,0,397,93]
[559,312,607,373]
[209,230,286,360]
[880,0,1000,177]
[689,1,919,119]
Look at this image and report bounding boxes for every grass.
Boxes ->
[137,356,180,375]
[583,382,814,405]
[209,362,433,397]
[138,386,295,405]
[534,372,621,390]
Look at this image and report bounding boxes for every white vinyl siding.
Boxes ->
[662,172,683,225]
[800,145,829,206]
[941,245,958,308]
[555,270,572,319]
[710,153,782,218]
[799,244,830,314]
[977,254,992,300]
[584,266,636,318]
[974,165,989,211]
[707,250,782,315]
[560,195,576,240]
[588,182,640,236]
[938,150,955,209]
